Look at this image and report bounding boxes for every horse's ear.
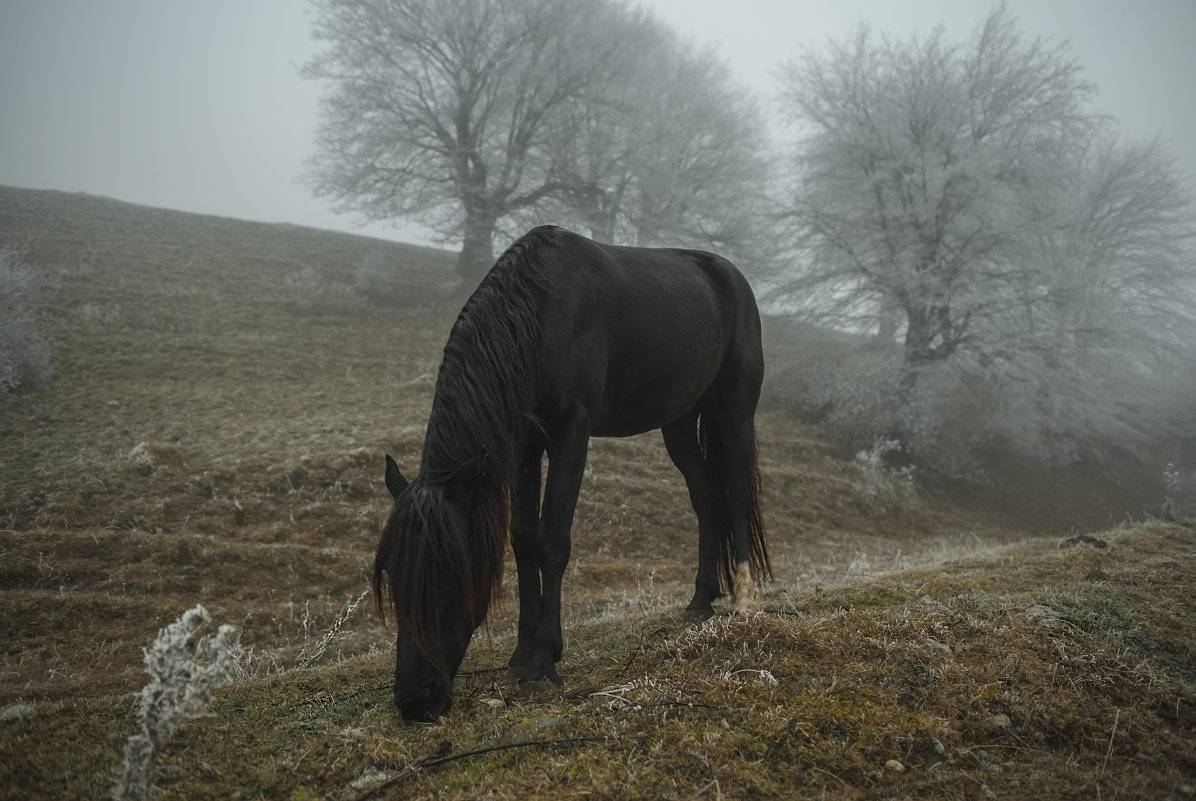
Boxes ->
[444,449,486,506]
[384,454,409,500]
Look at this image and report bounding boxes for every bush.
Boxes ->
[283,264,360,313]
[764,320,989,478]
[763,314,1191,481]
[0,248,52,395]
[1162,463,1196,521]
[353,247,461,307]
[111,605,238,801]
[353,248,406,303]
[852,437,917,515]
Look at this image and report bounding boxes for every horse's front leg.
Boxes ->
[523,407,589,685]
[507,438,544,682]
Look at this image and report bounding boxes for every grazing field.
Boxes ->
[1,186,1192,800]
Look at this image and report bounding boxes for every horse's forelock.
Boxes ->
[375,482,501,663]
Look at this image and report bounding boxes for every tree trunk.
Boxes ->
[901,308,931,393]
[587,201,616,243]
[456,207,497,288]
[902,301,963,391]
[903,307,935,370]
[875,295,901,343]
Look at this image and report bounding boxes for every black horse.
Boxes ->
[374,225,770,722]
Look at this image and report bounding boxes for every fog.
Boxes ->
[1,0,1192,246]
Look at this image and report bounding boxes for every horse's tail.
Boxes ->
[741,440,771,584]
[699,413,771,596]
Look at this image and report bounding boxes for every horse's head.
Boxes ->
[374,453,490,722]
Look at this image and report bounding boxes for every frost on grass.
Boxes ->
[670,614,780,691]
[296,587,370,670]
[591,614,784,716]
[111,605,238,801]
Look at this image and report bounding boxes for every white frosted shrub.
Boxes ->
[0,248,52,395]
[852,436,917,515]
[111,605,238,801]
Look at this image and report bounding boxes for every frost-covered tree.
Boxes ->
[776,5,1097,371]
[983,134,1196,456]
[774,3,1195,469]
[304,0,654,282]
[547,31,773,263]
[305,0,774,284]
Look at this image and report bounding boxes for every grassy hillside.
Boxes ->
[1,186,1192,799]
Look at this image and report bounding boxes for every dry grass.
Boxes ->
[1,186,1192,799]
[4,523,1192,800]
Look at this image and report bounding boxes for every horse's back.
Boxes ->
[513,227,762,436]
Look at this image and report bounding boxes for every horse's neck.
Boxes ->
[420,386,483,477]
[419,263,541,485]
[419,350,519,484]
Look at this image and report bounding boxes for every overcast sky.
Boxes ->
[2,0,1193,247]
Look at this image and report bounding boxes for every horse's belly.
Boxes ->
[587,356,720,437]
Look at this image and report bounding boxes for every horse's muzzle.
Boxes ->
[397,679,453,722]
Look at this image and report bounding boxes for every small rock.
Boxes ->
[479,697,505,709]
[1025,604,1063,620]
[505,716,562,744]
[338,726,381,739]
[932,738,946,755]
[884,759,905,773]
[987,713,1012,729]
[198,762,225,780]
[923,636,952,654]
[350,770,399,792]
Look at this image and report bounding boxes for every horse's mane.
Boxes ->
[374,228,553,660]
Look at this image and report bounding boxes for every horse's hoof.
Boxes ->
[517,661,564,692]
[732,597,759,614]
[732,562,758,613]
[515,674,563,698]
[505,665,529,683]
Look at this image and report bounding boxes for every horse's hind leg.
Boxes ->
[662,412,725,613]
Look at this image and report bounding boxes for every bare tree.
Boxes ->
[547,32,774,263]
[980,133,1196,458]
[776,5,1096,376]
[304,0,649,283]
[624,44,773,259]
[774,3,1196,469]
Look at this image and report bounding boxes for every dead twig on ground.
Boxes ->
[349,735,612,801]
